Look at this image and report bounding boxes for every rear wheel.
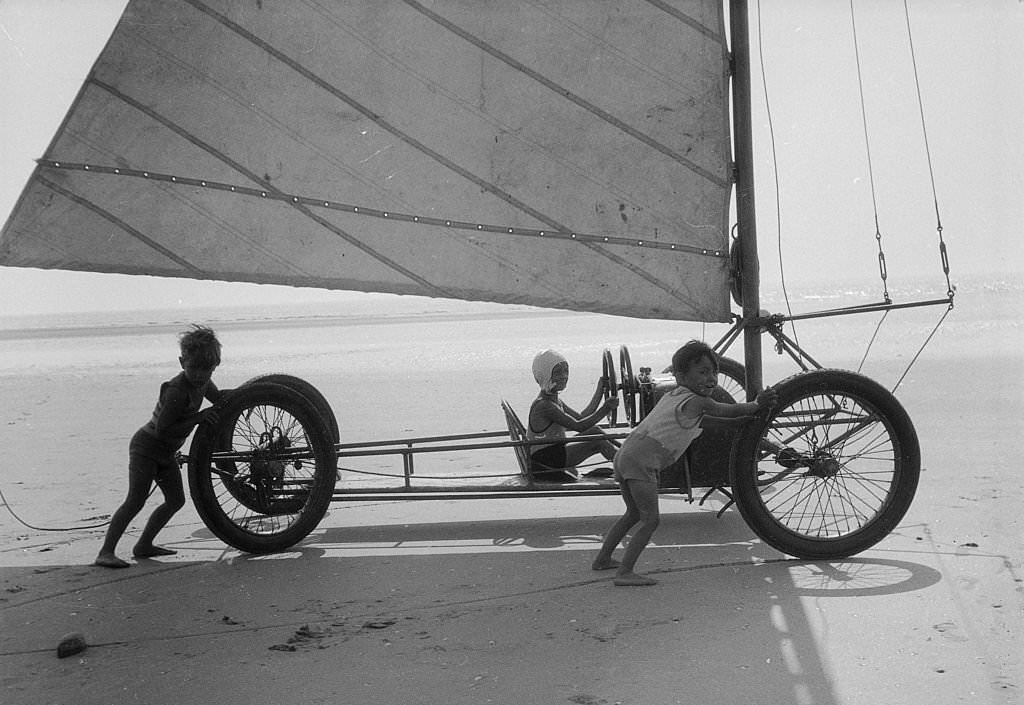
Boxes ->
[731,369,919,559]
[716,356,745,402]
[242,374,339,443]
[188,382,337,553]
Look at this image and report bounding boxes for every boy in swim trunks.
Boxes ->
[527,349,619,481]
[592,340,776,585]
[94,325,228,568]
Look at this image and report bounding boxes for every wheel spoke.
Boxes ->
[732,369,919,558]
[189,381,337,553]
[759,395,896,536]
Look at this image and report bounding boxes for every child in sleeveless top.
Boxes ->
[527,350,619,481]
[94,325,229,568]
[592,340,776,586]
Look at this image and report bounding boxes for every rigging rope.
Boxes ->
[892,305,953,393]
[754,0,804,363]
[1,463,160,533]
[338,466,521,481]
[856,310,889,374]
[0,484,131,532]
[903,0,955,304]
[848,0,891,370]
[865,2,956,390]
[751,1,954,389]
[849,0,891,305]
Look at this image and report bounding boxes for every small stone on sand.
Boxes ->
[57,632,87,658]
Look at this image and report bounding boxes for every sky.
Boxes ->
[0,0,1021,316]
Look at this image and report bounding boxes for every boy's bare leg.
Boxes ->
[133,470,185,558]
[592,482,639,570]
[95,508,133,567]
[94,475,150,568]
[613,479,659,586]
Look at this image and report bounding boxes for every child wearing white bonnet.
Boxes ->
[532,349,568,393]
[526,349,619,482]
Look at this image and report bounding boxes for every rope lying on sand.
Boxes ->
[0,484,112,531]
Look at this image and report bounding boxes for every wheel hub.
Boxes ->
[805,451,841,479]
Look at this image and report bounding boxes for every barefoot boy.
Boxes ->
[94,325,227,568]
[592,340,776,585]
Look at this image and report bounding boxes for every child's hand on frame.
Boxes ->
[755,386,777,410]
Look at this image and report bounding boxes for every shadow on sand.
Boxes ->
[2,503,943,705]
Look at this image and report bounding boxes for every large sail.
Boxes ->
[0,0,732,321]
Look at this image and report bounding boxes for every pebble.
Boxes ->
[57,632,87,659]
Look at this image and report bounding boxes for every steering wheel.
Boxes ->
[619,345,638,426]
[601,348,618,426]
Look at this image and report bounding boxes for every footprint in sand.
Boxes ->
[933,621,969,642]
[568,696,610,705]
[269,624,332,652]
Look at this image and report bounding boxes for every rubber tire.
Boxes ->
[619,345,637,426]
[716,356,746,403]
[242,373,340,443]
[230,374,337,513]
[730,369,920,559]
[188,382,337,553]
[602,349,618,426]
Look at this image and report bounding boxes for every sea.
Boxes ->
[0,271,1019,513]
[0,272,1019,443]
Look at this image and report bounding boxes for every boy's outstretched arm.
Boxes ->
[701,386,777,419]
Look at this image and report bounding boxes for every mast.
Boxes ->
[729,0,763,399]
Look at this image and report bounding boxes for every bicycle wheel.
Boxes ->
[731,369,920,559]
[188,382,337,553]
[716,355,745,402]
[242,374,339,443]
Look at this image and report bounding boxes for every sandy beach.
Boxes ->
[1,278,1022,704]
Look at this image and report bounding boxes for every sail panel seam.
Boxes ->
[181,0,575,242]
[298,0,714,244]
[38,161,717,311]
[60,123,313,278]
[403,0,728,190]
[643,0,725,43]
[125,29,562,300]
[88,77,451,299]
[38,162,727,260]
[145,1,723,306]
[36,176,203,275]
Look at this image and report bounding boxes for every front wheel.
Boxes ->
[188,382,337,553]
[730,369,920,559]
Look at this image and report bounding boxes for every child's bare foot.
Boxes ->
[132,545,177,558]
[613,571,658,586]
[591,558,620,571]
[94,553,130,569]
